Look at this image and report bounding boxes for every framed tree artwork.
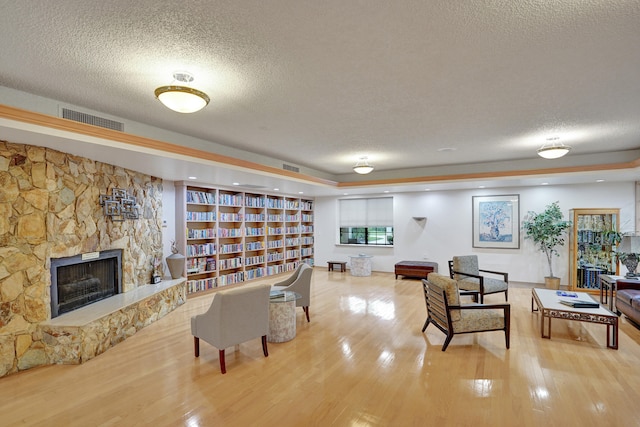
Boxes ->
[472,194,520,249]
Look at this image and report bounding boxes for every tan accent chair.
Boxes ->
[191,284,270,374]
[422,273,510,351]
[272,263,313,322]
[448,255,509,303]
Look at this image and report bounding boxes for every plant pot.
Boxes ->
[166,253,185,279]
[544,276,560,290]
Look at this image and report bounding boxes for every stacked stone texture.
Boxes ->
[0,141,165,377]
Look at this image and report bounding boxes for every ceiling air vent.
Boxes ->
[283,163,299,173]
[61,108,124,132]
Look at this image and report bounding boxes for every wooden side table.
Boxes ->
[327,261,347,272]
[599,275,625,311]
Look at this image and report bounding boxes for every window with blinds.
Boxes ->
[338,197,394,246]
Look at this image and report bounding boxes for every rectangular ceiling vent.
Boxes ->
[283,163,300,173]
[61,108,124,132]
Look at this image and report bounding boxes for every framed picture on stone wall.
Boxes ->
[472,194,520,249]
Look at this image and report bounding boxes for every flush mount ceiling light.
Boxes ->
[154,72,210,113]
[353,157,374,174]
[537,137,572,159]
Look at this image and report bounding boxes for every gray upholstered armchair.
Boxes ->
[422,273,510,351]
[448,255,509,303]
[191,284,270,374]
[272,263,313,322]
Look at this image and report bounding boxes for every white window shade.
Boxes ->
[339,197,393,227]
[366,197,393,226]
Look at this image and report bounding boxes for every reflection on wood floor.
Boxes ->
[2,270,640,426]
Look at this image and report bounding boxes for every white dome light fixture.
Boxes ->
[155,72,210,113]
[353,157,374,174]
[537,137,571,159]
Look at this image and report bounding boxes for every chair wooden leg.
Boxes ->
[505,306,511,349]
[219,349,226,374]
[422,317,430,333]
[303,306,310,322]
[262,335,268,357]
[194,337,200,357]
[441,333,454,351]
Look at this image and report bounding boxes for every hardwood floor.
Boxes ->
[2,270,640,426]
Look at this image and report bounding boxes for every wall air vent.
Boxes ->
[283,163,300,173]
[61,108,124,132]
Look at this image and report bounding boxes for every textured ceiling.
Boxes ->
[0,0,639,194]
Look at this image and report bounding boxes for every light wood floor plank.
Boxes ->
[1,270,639,426]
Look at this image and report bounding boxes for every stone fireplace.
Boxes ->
[50,250,123,318]
[0,141,180,378]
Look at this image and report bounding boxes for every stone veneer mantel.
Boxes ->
[39,279,186,365]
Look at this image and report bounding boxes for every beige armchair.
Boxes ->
[191,284,270,374]
[272,263,313,322]
[448,255,509,303]
[422,273,510,351]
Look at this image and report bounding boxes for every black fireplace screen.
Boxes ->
[50,250,122,318]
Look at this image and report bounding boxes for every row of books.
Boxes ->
[245,255,265,266]
[218,194,243,206]
[245,196,266,207]
[218,272,244,286]
[219,243,243,254]
[245,213,265,221]
[267,239,284,248]
[267,252,284,262]
[186,257,216,275]
[186,191,215,205]
[219,257,242,270]
[246,241,265,251]
[246,268,267,280]
[187,228,215,239]
[186,256,312,276]
[186,243,216,256]
[219,213,243,222]
[286,250,300,259]
[186,277,216,293]
[186,211,216,221]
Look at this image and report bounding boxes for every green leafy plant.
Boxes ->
[522,201,572,278]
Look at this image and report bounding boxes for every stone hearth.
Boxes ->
[40,278,186,364]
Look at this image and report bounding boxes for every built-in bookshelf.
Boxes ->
[175,183,314,296]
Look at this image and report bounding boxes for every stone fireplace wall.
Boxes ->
[0,141,164,377]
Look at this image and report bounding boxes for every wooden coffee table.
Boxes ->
[531,288,618,349]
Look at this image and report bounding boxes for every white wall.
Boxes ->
[314,182,636,285]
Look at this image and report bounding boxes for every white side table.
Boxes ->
[268,291,300,343]
[349,255,373,277]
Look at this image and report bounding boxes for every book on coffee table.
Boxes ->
[559,299,599,308]
[556,291,578,298]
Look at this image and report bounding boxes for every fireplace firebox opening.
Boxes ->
[50,249,123,318]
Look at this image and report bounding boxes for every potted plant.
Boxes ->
[522,201,572,289]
